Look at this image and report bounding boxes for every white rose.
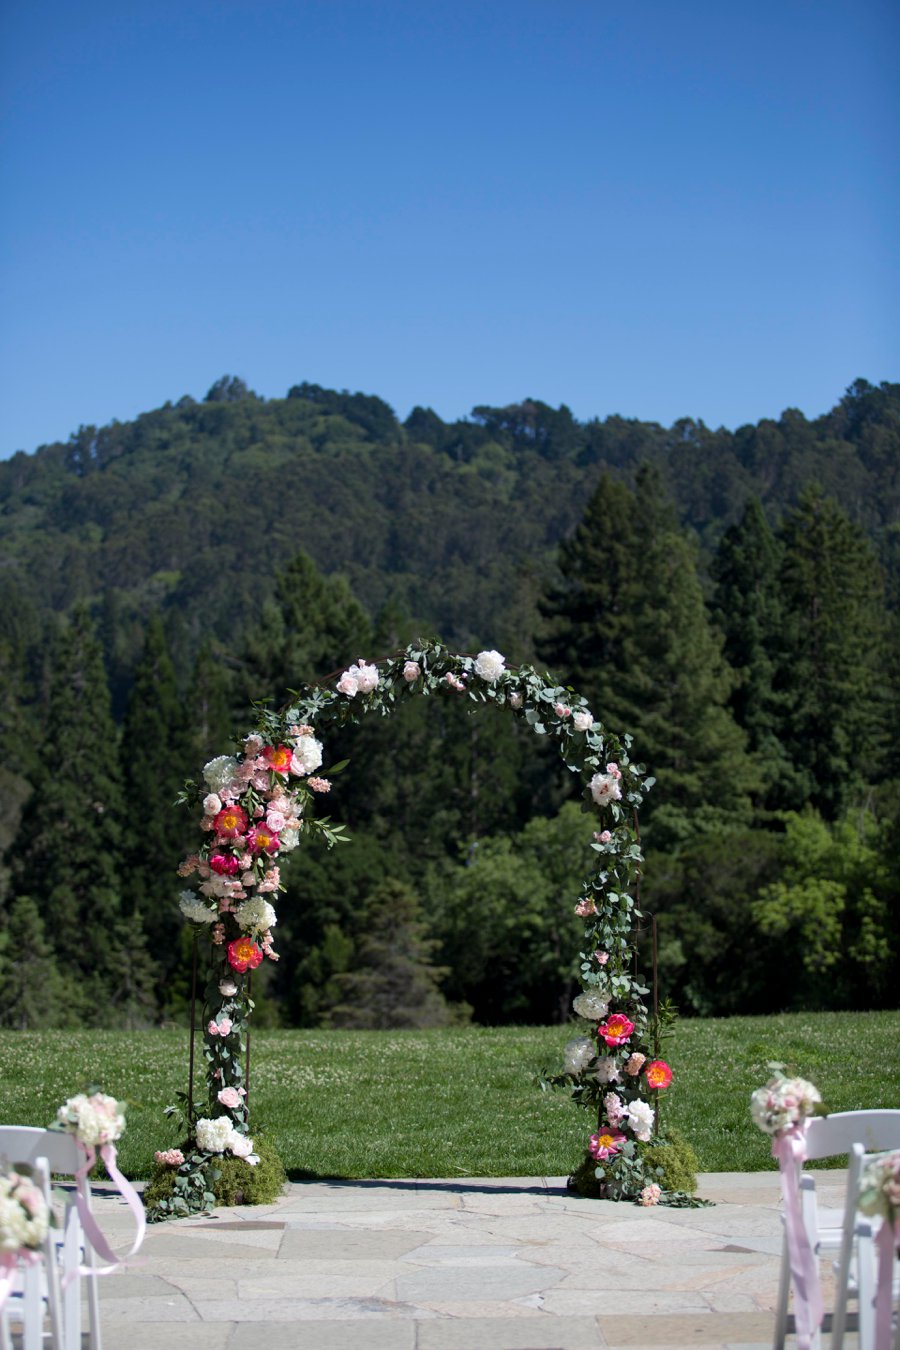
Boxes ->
[473,649,506,683]
[336,671,359,696]
[219,979,238,997]
[354,662,379,694]
[590,772,622,807]
[280,826,300,850]
[291,736,323,776]
[573,711,593,732]
[626,1100,655,1142]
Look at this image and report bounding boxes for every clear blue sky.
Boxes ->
[1,0,897,457]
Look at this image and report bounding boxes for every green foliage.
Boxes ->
[639,1126,698,1194]
[144,1133,285,1215]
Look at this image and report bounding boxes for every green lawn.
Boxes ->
[1,1012,897,1180]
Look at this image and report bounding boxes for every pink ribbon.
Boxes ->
[772,1126,824,1350]
[0,1248,40,1313]
[874,1217,898,1350]
[63,1139,146,1286]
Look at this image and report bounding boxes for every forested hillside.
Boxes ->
[1,375,898,1028]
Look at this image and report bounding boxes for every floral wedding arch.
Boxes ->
[152,640,672,1218]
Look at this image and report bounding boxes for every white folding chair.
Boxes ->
[0,1126,103,1350]
[832,1141,900,1350]
[0,1155,63,1350]
[773,1109,900,1350]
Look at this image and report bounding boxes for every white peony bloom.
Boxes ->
[179,891,217,924]
[235,896,277,935]
[595,1056,620,1084]
[203,756,240,796]
[572,991,610,1021]
[590,772,622,807]
[473,649,506,683]
[291,736,323,776]
[280,826,300,851]
[195,1116,235,1154]
[573,710,594,732]
[626,1099,655,1142]
[562,1037,595,1076]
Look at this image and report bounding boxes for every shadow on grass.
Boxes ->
[284,1169,567,1197]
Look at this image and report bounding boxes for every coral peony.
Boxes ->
[227,936,263,973]
[597,1013,635,1046]
[262,744,293,775]
[246,824,280,855]
[213,804,248,839]
[645,1059,673,1090]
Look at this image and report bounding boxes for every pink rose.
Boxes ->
[554,703,571,718]
[266,809,286,832]
[337,672,359,697]
[207,1020,220,1036]
[218,1017,233,1035]
[593,949,610,965]
[202,793,222,816]
[217,1087,242,1109]
[606,762,622,780]
[573,710,593,732]
[444,672,466,691]
[574,898,597,917]
[593,830,612,844]
[403,661,421,682]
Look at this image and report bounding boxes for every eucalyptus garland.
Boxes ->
[149,640,669,1218]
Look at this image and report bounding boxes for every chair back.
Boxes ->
[803,1110,900,1161]
[0,1126,82,1176]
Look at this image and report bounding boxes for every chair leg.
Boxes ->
[856,1222,876,1350]
[62,1206,82,1350]
[773,1231,791,1350]
[22,1260,43,1350]
[85,1234,102,1350]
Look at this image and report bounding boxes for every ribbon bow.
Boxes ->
[65,1139,146,1285]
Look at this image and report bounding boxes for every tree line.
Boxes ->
[0,377,898,1027]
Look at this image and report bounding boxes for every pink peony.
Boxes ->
[588,1129,626,1162]
[209,852,240,876]
[213,804,249,839]
[247,824,280,855]
[593,949,610,964]
[217,1087,242,1109]
[597,1013,635,1046]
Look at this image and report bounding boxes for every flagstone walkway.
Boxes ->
[82,1171,852,1350]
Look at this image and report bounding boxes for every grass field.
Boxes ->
[0,1011,897,1180]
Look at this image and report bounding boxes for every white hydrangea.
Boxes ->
[179,891,217,924]
[572,991,610,1021]
[195,1116,236,1154]
[203,756,240,796]
[562,1037,595,1076]
[56,1092,125,1146]
[291,736,323,776]
[626,1099,655,1142]
[473,649,506,683]
[595,1056,620,1084]
[235,896,277,935]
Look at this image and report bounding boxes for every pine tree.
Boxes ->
[329,879,453,1029]
[774,489,890,816]
[121,613,192,978]
[12,605,154,1021]
[0,896,78,1027]
[539,468,755,844]
[710,499,794,806]
[237,551,372,709]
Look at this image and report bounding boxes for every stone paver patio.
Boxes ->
[68,1171,859,1349]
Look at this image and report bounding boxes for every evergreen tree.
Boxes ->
[539,468,755,844]
[329,878,453,1029]
[710,499,794,806]
[185,641,236,769]
[121,613,192,980]
[0,896,78,1027]
[773,489,890,816]
[237,551,372,709]
[12,605,155,1022]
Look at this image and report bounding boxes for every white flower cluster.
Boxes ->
[572,991,610,1021]
[195,1117,258,1165]
[235,896,277,935]
[750,1072,822,1136]
[290,735,323,776]
[595,1055,620,1084]
[56,1092,125,1147]
[589,770,622,807]
[626,1099,655,1142]
[858,1149,900,1224]
[0,1170,49,1252]
[563,1037,595,1076]
[473,649,506,683]
[203,756,240,796]
[336,661,379,697]
[179,891,217,924]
